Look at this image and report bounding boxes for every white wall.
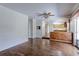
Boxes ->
[36,20,42,38]
[0,6,28,51]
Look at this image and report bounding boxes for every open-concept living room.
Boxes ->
[0,3,79,56]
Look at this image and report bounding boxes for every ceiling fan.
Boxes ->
[37,12,54,19]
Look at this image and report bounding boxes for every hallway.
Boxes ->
[0,38,78,56]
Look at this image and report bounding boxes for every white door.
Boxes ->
[28,18,33,38]
[76,17,79,47]
[70,17,77,45]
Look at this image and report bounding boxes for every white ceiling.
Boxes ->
[0,3,78,18]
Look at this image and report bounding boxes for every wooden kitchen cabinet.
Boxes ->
[50,32,72,43]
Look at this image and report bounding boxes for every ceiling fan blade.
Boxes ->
[49,15,55,16]
[36,12,54,17]
[48,12,51,15]
[38,14,43,16]
[36,12,43,15]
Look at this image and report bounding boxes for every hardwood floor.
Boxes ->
[0,38,78,56]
